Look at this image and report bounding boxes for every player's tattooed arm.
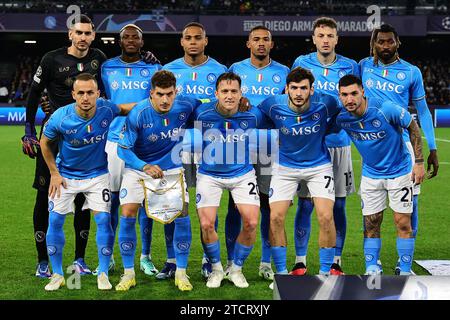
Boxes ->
[363,212,383,238]
[408,119,426,184]
[408,119,423,163]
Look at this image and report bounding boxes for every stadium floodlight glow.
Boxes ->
[24,40,37,44]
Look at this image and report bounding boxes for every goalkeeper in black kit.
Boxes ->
[21,14,107,277]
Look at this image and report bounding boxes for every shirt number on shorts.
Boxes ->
[324,175,334,189]
[102,189,111,202]
[400,187,413,202]
[248,182,260,195]
[344,171,353,187]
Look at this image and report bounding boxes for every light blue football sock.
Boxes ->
[138,207,153,256]
[46,211,66,276]
[271,246,288,274]
[118,216,136,269]
[294,198,314,256]
[319,247,335,273]
[397,237,415,273]
[164,221,175,260]
[334,197,347,258]
[364,238,381,271]
[94,212,114,275]
[174,216,192,269]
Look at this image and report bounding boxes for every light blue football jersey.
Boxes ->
[101,57,162,142]
[163,57,227,99]
[119,96,201,171]
[43,98,120,179]
[192,101,268,178]
[292,52,359,148]
[359,57,426,143]
[258,92,341,169]
[229,58,289,105]
[336,97,412,179]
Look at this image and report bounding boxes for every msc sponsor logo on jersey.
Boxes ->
[365,78,405,94]
[207,73,217,83]
[83,131,108,145]
[350,130,386,141]
[208,132,249,143]
[177,85,214,96]
[280,124,321,136]
[111,80,150,91]
[244,86,281,96]
[315,80,338,91]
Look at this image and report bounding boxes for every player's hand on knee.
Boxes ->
[21,122,40,158]
[40,95,53,116]
[143,164,164,179]
[412,163,425,185]
[238,97,251,112]
[141,50,161,65]
[49,173,66,199]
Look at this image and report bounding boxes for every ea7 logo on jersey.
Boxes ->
[66,129,78,134]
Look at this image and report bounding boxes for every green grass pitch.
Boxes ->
[0,126,448,300]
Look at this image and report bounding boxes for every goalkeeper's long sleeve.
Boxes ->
[25,84,42,128]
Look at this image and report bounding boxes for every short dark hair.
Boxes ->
[286,67,315,86]
[70,14,95,29]
[249,25,271,35]
[215,72,241,89]
[183,22,205,33]
[338,75,363,89]
[312,17,338,33]
[74,73,97,87]
[151,70,176,89]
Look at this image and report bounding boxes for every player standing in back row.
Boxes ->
[161,22,228,280]
[21,14,106,278]
[291,17,359,275]
[228,25,289,281]
[359,23,439,274]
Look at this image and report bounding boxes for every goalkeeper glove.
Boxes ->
[21,122,40,159]
[141,50,161,65]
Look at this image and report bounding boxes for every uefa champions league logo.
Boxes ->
[280,126,290,135]
[365,79,374,88]
[148,134,159,142]
[111,80,119,91]
[442,16,450,30]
